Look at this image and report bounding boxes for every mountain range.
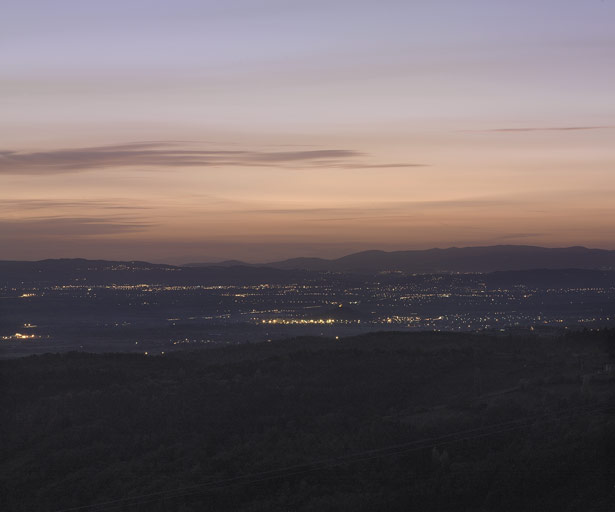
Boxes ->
[2,246,615,288]
[185,245,615,273]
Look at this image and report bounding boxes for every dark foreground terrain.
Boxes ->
[2,330,614,511]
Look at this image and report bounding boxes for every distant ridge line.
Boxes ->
[183,245,615,273]
[2,245,615,274]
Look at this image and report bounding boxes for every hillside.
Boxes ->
[2,330,614,511]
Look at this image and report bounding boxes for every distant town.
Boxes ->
[2,256,614,357]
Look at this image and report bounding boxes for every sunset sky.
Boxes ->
[2,0,614,263]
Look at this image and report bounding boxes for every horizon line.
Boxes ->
[1,244,612,266]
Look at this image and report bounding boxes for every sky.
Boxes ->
[2,0,614,263]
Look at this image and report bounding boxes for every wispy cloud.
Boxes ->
[243,207,389,216]
[471,126,612,133]
[496,232,547,240]
[0,142,425,175]
[243,199,515,216]
[0,199,153,211]
[0,217,154,237]
[323,163,427,169]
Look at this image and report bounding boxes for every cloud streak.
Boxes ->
[496,232,548,240]
[0,142,425,175]
[475,126,612,133]
[242,198,517,216]
[0,199,153,211]
[0,217,155,237]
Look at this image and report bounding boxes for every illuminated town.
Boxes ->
[2,267,614,356]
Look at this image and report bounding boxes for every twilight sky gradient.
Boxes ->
[2,0,614,263]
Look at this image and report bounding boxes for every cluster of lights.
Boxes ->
[2,333,40,340]
[379,315,424,324]
[260,318,360,325]
[171,338,218,345]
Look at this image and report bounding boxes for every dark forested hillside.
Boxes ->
[1,331,614,511]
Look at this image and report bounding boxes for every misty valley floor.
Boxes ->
[1,330,614,511]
